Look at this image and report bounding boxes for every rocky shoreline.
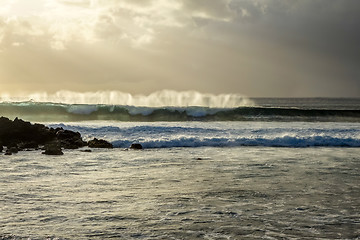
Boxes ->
[0,117,129,155]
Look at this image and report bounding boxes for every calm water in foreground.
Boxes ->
[1,147,359,239]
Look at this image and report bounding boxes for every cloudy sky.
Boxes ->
[0,0,359,97]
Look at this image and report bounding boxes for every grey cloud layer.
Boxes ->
[2,0,359,49]
[0,0,359,97]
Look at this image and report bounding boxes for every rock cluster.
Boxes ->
[0,117,55,146]
[0,117,114,155]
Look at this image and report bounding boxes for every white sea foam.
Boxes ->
[49,121,360,148]
[0,90,253,108]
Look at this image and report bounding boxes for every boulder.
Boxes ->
[4,146,18,155]
[18,141,39,150]
[0,144,3,152]
[5,150,12,155]
[8,147,18,154]
[56,130,87,149]
[60,138,87,149]
[42,143,63,155]
[130,143,143,150]
[88,138,113,148]
[56,129,80,140]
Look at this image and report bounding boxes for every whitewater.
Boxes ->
[0,90,253,108]
[1,91,359,239]
[47,121,360,148]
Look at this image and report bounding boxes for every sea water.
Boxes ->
[1,96,360,239]
[1,143,359,239]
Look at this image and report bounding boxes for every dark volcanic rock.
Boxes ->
[56,130,87,149]
[18,141,39,150]
[5,150,12,155]
[0,117,118,154]
[8,147,19,153]
[88,138,113,148]
[6,142,18,150]
[0,117,87,153]
[0,117,56,146]
[130,143,143,150]
[81,149,92,153]
[4,146,18,155]
[56,129,80,140]
[42,143,63,155]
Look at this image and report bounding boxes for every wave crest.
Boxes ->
[1,102,360,122]
[49,123,360,148]
[0,90,253,108]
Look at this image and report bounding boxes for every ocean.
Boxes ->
[1,95,360,239]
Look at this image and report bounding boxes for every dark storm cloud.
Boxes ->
[222,0,360,96]
[232,0,360,62]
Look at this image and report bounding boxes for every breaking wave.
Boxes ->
[0,90,253,108]
[0,101,359,122]
[1,91,360,122]
[48,122,360,148]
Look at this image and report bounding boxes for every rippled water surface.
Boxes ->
[1,147,359,239]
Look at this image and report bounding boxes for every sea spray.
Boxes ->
[0,90,253,108]
[1,93,360,122]
[1,102,360,122]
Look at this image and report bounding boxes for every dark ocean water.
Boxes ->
[252,98,360,110]
[1,97,359,239]
[1,147,359,239]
